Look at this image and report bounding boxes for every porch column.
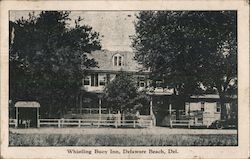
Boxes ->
[99,98,102,117]
[97,98,101,128]
[168,104,172,126]
[169,104,172,116]
[150,97,153,115]
[15,107,18,128]
[37,107,40,128]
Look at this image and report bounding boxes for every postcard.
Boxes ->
[0,0,249,159]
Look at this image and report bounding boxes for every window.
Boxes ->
[99,75,106,86]
[83,76,90,85]
[201,101,205,111]
[91,74,99,87]
[118,56,122,66]
[114,56,118,66]
[216,102,221,112]
[113,54,123,66]
[137,76,146,88]
[139,81,145,87]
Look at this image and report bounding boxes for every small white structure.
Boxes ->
[185,95,221,126]
[15,101,40,128]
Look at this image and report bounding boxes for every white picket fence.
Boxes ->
[38,118,153,128]
[9,118,154,128]
[170,119,191,128]
[9,119,17,127]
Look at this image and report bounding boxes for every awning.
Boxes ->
[15,101,40,108]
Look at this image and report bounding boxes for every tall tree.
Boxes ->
[9,11,101,117]
[132,11,237,119]
[104,72,149,115]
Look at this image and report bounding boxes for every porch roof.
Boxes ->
[15,101,40,108]
[190,94,237,99]
[190,94,220,99]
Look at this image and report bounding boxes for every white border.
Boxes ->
[1,0,249,159]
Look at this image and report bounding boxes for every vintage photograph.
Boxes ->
[8,10,238,147]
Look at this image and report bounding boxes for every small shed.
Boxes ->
[15,101,40,128]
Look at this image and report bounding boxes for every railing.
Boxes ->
[170,119,191,128]
[38,118,154,128]
[9,119,17,128]
[137,119,153,127]
[9,113,155,128]
[67,108,108,115]
[39,118,116,128]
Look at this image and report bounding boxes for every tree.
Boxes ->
[201,12,237,119]
[9,11,101,117]
[132,11,237,119]
[104,72,149,115]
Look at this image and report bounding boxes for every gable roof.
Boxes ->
[86,50,148,73]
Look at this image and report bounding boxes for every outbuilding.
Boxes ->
[15,101,40,128]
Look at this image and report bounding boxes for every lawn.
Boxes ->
[9,132,237,146]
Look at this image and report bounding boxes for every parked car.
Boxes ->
[209,119,237,129]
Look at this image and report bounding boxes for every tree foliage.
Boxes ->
[132,11,237,118]
[9,11,101,118]
[104,72,149,114]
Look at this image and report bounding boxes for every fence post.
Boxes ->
[14,119,17,128]
[37,119,40,128]
[115,120,118,128]
[133,120,136,128]
[188,120,190,129]
[117,111,121,127]
[58,120,61,128]
[78,120,81,128]
[98,98,102,128]
[16,107,18,128]
[150,120,153,128]
[170,119,172,128]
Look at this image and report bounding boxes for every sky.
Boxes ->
[10,11,139,51]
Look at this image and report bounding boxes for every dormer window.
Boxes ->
[113,54,123,66]
[201,101,205,112]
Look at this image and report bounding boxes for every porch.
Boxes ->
[160,108,221,128]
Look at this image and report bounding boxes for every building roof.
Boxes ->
[190,94,237,99]
[15,101,40,108]
[86,50,148,73]
[190,94,220,99]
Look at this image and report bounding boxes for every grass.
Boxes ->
[9,132,237,146]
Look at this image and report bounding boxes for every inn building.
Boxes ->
[65,50,236,127]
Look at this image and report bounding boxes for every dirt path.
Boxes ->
[10,127,237,135]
